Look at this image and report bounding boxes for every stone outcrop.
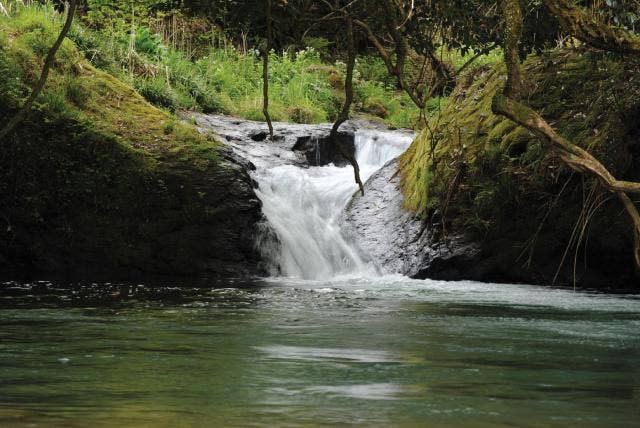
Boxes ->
[189,114,356,169]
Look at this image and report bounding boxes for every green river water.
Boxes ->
[0,277,639,427]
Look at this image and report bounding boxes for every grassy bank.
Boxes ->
[0,3,261,276]
[56,3,422,128]
[2,2,501,130]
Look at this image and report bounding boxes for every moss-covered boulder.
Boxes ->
[0,7,262,278]
[398,49,640,287]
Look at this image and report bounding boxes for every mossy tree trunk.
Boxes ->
[543,0,640,54]
[263,0,274,139]
[500,0,523,99]
[330,15,364,196]
[0,0,78,142]
[493,0,640,275]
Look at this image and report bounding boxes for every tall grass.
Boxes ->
[5,1,468,129]
[64,10,425,127]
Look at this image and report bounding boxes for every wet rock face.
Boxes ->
[0,141,264,280]
[189,114,356,168]
[194,113,487,282]
[148,145,264,277]
[292,133,354,167]
[341,159,482,280]
[343,159,636,287]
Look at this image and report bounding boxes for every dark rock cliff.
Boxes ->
[0,46,263,278]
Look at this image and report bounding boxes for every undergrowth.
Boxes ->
[47,0,422,127]
[2,1,505,129]
[0,2,221,239]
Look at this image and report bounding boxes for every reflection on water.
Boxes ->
[306,383,405,401]
[0,278,639,427]
[257,345,398,363]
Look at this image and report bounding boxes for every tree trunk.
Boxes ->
[499,0,523,99]
[331,16,364,196]
[0,0,78,142]
[263,0,274,139]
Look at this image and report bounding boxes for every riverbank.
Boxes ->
[0,9,262,278]
[397,49,640,288]
[2,3,639,288]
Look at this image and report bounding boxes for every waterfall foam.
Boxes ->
[253,129,414,279]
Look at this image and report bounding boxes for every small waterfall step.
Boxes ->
[189,113,415,280]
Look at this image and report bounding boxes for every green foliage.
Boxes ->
[356,56,396,89]
[68,22,117,69]
[60,3,422,127]
[1,2,228,272]
[84,0,177,30]
[65,76,91,107]
[1,2,428,128]
[135,26,167,59]
[301,36,332,57]
[400,50,640,241]
[135,76,177,110]
[437,46,503,73]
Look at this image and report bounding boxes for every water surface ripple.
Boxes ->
[1,278,639,427]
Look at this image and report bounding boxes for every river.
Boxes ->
[1,278,639,427]
[1,125,639,427]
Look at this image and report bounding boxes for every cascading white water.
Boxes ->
[254,129,414,279]
[353,130,414,170]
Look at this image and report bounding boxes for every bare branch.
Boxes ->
[396,0,415,29]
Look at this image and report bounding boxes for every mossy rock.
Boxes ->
[0,8,262,278]
[399,50,640,287]
[364,100,389,119]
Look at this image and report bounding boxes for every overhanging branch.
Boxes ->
[544,0,640,53]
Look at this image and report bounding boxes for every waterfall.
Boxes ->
[254,129,414,279]
[354,130,414,170]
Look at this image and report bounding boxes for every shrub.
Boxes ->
[135,27,167,59]
[68,23,116,69]
[364,100,388,118]
[288,105,320,124]
[134,77,177,111]
[194,89,223,113]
